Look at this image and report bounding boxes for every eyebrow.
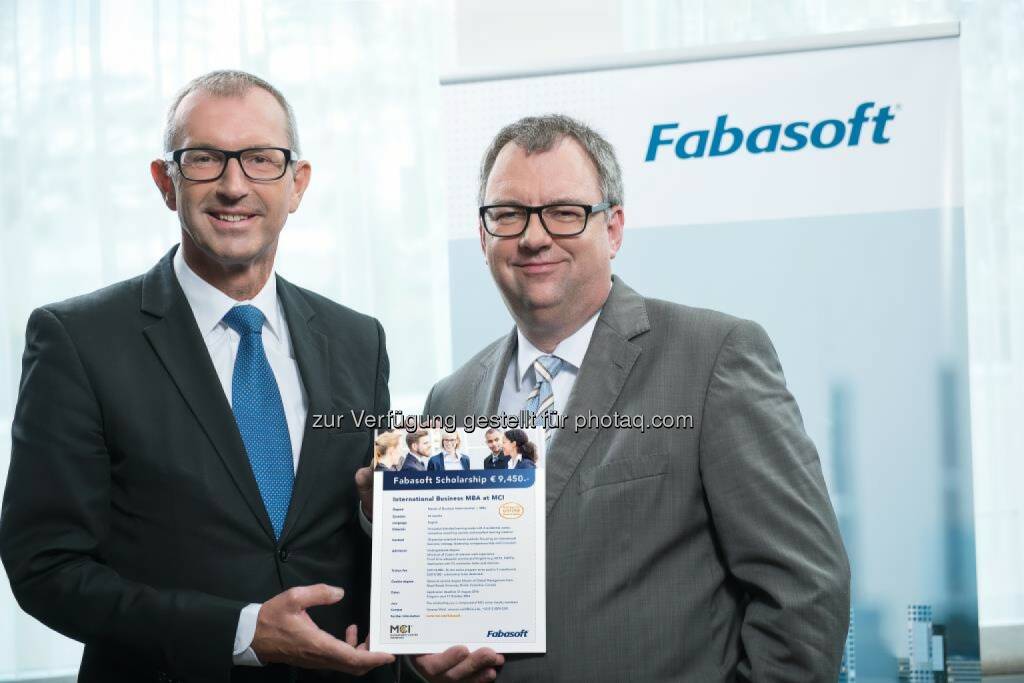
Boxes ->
[485,197,591,206]
[179,142,284,150]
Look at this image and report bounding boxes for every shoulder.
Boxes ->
[641,296,748,339]
[637,295,773,359]
[280,279,381,336]
[29,274,146,337]
[278,280,387,367]
[428,333,509,408]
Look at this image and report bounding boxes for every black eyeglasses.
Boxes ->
[479,202,611,237]
[164,147,298,181]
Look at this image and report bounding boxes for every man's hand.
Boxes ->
[411,646,504,682]
[251,584,394,675]
[355,466,374,522]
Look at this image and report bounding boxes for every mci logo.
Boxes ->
[645,101,895,161]
[487,629,529,638]
[390,624,412,635]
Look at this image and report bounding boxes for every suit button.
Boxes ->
[279,547,289,562]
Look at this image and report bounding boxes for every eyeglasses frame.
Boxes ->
[163,146,299,182]
[478,201,612,238]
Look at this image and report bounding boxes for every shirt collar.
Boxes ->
[515,308,601,390]
[173,244,284,343]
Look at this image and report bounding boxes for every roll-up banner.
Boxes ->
[441,23,978,681]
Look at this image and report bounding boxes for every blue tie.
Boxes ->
[524,355,563,437]
[223,305,294,540]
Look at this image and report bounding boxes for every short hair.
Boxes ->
[485,428,502,438]
[478,113,623,207]
[406,429,429,450]
[163,69,301,156]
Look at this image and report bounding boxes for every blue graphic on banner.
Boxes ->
[383,470,535,491]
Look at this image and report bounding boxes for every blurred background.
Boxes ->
[0,0,1021,679]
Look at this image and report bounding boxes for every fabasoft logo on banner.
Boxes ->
[645,101,895,161]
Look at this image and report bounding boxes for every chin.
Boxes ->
[506,281,555,307]
[204,238,273,265]
[519,292,564,312]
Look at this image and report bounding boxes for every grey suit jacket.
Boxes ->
[424,277,850,682]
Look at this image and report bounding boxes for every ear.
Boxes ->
[288,161,312,213]
[479,222,489,262]
[607,205,625,259]
[150,159,177,211]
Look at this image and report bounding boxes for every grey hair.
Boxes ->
[477,114,623,206]
[162,69,301,156]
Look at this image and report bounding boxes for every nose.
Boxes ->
[216,156,250,201]
[518,211,552,251]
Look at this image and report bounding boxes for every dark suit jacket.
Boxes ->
[400,453,425,471]
[0,247,393,683]
[512,459,536,470]
[425,454,470,471]
[483,454,510,469]
[424,277,850,682]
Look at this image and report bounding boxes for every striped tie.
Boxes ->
[524,355,563,438]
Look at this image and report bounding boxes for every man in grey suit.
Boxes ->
[405,114,850,682]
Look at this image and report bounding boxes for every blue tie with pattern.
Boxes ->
[524,354,564,437]
[222,305,294,540]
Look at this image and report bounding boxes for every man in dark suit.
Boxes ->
[0,71,394,682]
[399,430,430,471]
[482,428,510,469]
[402,114,850,681]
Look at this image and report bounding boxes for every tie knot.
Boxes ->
[533,355,563,383]
[222,305,265,336]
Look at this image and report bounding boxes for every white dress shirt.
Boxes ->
[496,309,602,418]
[173,246,308,667]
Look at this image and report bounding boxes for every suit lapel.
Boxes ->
[476,330,517,415]
[275,276,332,543]
[544,278,650,515]
[140,247,276,541]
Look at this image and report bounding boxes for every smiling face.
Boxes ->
[414,435,432,457]
[152,87,310,278]
[502,439,517,457]
[485,431,504,455]
[480,136,623,336]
